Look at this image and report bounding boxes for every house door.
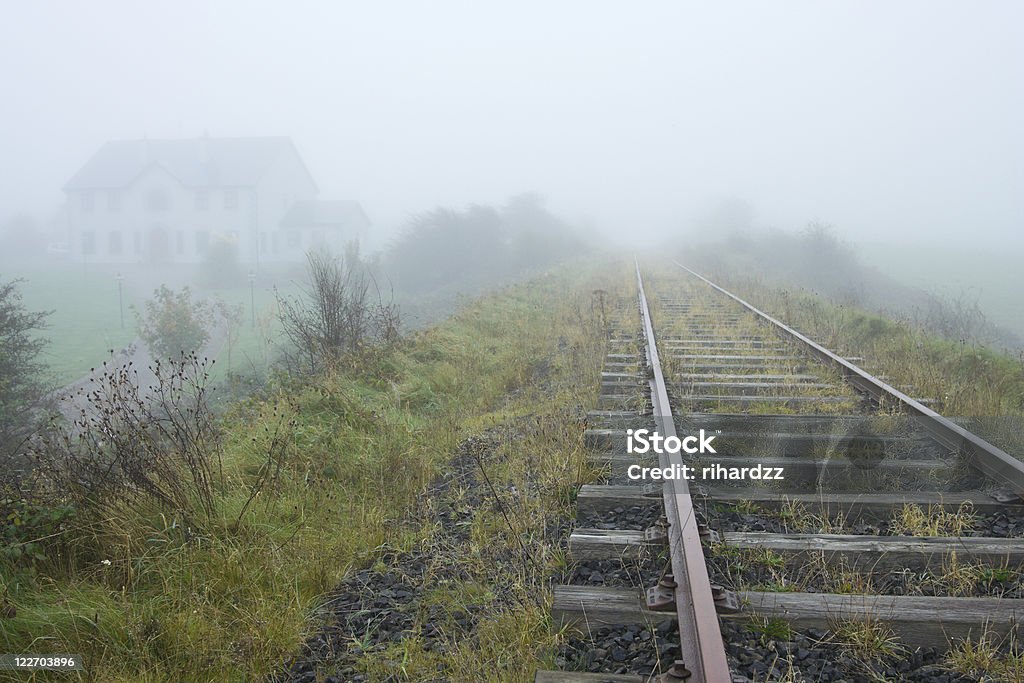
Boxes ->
[148,226,170,262]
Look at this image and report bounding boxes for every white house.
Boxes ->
[62,136,369,264]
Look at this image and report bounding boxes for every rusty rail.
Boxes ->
[635,260,732,682]
[675,261,1024,497]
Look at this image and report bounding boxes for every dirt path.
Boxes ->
[53,312,231,423]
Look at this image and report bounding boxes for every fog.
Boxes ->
[3,9,1024,675]
[2,1,1022,248]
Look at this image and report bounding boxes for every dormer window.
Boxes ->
[147,188,170,212]
[224,189,239,210]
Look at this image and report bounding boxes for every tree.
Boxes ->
[136,286,212,359]
[381,195,583,294]
[384,206,505,292]
[501,192,582,266]
[0,278,51,457]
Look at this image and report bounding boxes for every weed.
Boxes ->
[890,502,975,537]
[947,630,1024,682]
[748,616,793,644]
[730,500,763,516]
[829,618,903,660]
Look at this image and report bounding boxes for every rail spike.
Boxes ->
[658,660,692,681]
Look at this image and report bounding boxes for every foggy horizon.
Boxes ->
[2,1,1022,248]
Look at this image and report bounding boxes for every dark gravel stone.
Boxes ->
[720,621,979,682]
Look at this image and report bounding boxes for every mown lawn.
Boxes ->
[1,265,140,384]
[0,261,299,386]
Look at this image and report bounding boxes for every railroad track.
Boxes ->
[537,262,1024,682]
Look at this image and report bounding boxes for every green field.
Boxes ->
[2,265,140,384]
[0,262,298,386]
[856,242,1024,341]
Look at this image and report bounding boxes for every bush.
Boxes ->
[136,285,212,359]
[0,492,74,568]
[381,193,584,296]
[34,353,221,524]
[198,237,242,288]
[277,250,400,375]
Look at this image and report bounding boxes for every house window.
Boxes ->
[108,231,122,254]
[82,231,95,255]
[195,190,209,210]
[176,231,184,255]
[147,188,169,211]
[224,189,239,210]
[107,190,121,211]
[287,231,300,248]
[196,230,209,255]
[81,191,94,212]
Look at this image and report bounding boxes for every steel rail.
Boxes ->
[635,260,732,682]
[675,261,1024,496]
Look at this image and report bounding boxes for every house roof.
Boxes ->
[279,200,369,229]
[63,136,315,190]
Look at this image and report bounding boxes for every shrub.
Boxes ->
[381,194,584,295]
[277,250,400,374]
[34,352,222,524]
[136,285,212,359]
[198,237,242,288]
[0,492,74,568]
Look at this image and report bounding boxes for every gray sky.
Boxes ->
[2,1,1021,247]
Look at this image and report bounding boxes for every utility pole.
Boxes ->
[116,272,125,328]
[248,270,256,329]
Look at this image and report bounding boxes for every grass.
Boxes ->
[829,618,902,660]
[707,269,1024,418]
[946,630,1024,682]
[890,502,976,537]
[0,260,301,386]
[647,273,862,417]
[0,256,627,681]
[858,241,1024,341]
[1,265,140,384]
[747,616,793,643]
